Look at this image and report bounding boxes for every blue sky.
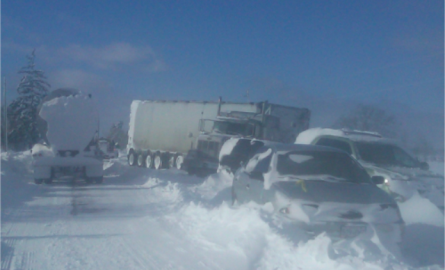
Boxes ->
[2,1,444,144]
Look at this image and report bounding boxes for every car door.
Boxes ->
[244,147,274,204]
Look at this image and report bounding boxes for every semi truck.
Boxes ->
[32,89,104,184]
[126,98,310,174]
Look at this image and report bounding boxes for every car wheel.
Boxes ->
[95,177,104,184]
[86,177,94,184]
[175,155,184,170]
[154,153,163,170]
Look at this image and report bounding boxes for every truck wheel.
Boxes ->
[34,179,43,184]
[137,154,144,167]
[175,155,184,170]
[168,154,175,169]
[128,151,137,166]
[145,154,153,168]
[154,153,163,170]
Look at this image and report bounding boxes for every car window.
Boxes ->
[315,138,352,155]
[356,142,419,168]
[245,147,273,173]
[276,150,371,183]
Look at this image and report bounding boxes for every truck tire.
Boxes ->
[145,154,153,168]
[137,154,145,167]
[128,151,137,166]
[175,155,184,170]
[168,154,175,169]
[154,153,163,170]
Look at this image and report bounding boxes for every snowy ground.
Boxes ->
[1,151,444,270]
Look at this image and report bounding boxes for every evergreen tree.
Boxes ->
[7,49,50,150]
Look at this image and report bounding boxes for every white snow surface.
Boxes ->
[2,151,444,270]
[40,94,98,151]
[295,128,396,144]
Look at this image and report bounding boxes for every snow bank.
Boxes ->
[398,192,444,227]
[429,161,444,176]
[39,93,98,151]
[193,170,233,200]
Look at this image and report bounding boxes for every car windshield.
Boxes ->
[356,142,419,168]
[276,150,371,183]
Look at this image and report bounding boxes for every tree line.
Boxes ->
[1,50,127,151]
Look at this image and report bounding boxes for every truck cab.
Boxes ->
[182,113,280,176]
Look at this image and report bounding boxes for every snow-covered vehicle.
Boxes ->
[127,99,310,175]
[32,89,104,184]
[232,144,404,253]
[217,137,278,175]
[295,128,444,211]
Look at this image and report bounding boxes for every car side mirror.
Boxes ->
[371,176,385,185]
[419,162,429,171]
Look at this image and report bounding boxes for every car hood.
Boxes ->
[360,161,444,183]
[272,180,400,224]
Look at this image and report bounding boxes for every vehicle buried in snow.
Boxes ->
[295,128,444,211]
[126,98,310,176]
[232,144,404,250]
[32,89,104,184]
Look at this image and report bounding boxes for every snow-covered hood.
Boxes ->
[39,92,98,152]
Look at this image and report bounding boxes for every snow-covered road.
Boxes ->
[1,152,444,270]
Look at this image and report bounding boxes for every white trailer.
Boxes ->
[33,89,104,184]
[127,99,310,173]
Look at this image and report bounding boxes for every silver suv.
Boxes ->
[295,128,444,211]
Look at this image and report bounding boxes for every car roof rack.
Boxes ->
[340,128,382,138]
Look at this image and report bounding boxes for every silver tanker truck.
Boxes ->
[126,98,310,175]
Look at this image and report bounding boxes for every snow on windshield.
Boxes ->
[276,151,371,183]
[295,128,344,144]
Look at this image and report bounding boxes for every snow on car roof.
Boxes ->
[295,128,396,145]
